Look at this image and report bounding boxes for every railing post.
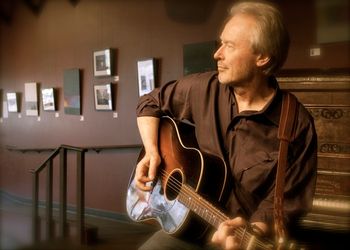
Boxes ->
[59,147,67,238]
[76,150,85,243]
[46,160,54,240]
[32,172,40,243]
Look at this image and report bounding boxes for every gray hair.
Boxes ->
[229,0,290,75]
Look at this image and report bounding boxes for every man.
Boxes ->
[135,1,317,249]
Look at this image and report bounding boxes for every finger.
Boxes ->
[225,235,239,250]
[211,222,235,246]
[135,160,153,190]
[148,156,160,180]
[211,230,219,244]
[135,158,150,178]
[135,177,152,191]
[220,221,236,235]
[135,172,152,187]
[226,217,246,227]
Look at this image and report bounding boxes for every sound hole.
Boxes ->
[164,169,183,201]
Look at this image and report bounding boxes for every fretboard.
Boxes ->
[177,185,274,250]
[177,186,228,228]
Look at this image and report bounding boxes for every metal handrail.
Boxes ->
[30,145,87,244]
[30,147,61,174]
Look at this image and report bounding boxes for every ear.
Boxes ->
[256,54,270,67]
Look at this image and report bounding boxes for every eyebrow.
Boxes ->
[220,38,235,46]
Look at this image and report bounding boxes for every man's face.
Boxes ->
[214,14,260,86]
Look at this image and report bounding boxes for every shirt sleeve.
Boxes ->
[136,71,217,122]
[249,105,318,228]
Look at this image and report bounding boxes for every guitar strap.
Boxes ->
[274,91,299,249]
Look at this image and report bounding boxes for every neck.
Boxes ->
[177,183,275,250]
[233,76,275,113]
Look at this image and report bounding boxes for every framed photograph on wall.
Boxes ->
[42,88,56,111]
[7,92,18,113]
[137,58,156,96]
[183,40,217,76]
[93,49,114,77]
[64,68,81,115]
[24,82,39,116]
[94,83,113,111]
[316,0,350,43]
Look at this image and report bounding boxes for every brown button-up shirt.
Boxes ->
[136,71,317,228]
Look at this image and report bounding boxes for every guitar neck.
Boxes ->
[178,185,274,250]
[178,186,229,228]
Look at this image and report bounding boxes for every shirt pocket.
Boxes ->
[235,151,278,194]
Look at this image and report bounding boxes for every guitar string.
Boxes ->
[159,169,271,249]
[159,170,227,224]
[159,170,266,249]
[159,170,272,250]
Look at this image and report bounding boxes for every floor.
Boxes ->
[0,194,157,250]
[1,193,349,250]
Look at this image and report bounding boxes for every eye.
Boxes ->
[226,42,235,49]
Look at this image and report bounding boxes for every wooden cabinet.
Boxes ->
[278,71,350,249]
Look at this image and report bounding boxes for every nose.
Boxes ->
[213,45,223,61]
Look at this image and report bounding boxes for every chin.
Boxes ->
[218,74,231,85]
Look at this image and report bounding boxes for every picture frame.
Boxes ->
[316,0,350,43]
[94,83,113,111]
[42,88,56,111]
[7,92,18,113]
[93,49,114,77]
[64,68,81,115]
[24,82,39,116]
[137,58,156,96]
[183,40,217,76]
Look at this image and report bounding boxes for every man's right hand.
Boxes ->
[135,151,161,191]
[135,116,161,191]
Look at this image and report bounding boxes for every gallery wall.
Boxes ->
[0,0,349,214]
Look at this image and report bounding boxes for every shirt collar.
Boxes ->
[263,81,282,126]
[230,76,282,126]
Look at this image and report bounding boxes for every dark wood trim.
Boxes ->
[277,68,350,77]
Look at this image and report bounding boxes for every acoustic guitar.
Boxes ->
[126,116,299,250]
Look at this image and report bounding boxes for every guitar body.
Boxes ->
[126,116,229,241]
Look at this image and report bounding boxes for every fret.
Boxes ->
[246,235,256,250]
[213,217,218,228]
[178,189,275,250]
[179,187,217,226]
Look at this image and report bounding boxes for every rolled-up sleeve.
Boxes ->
[136,72,218,121]
[136,87,164,117]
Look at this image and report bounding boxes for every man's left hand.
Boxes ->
[211,217,246,250]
